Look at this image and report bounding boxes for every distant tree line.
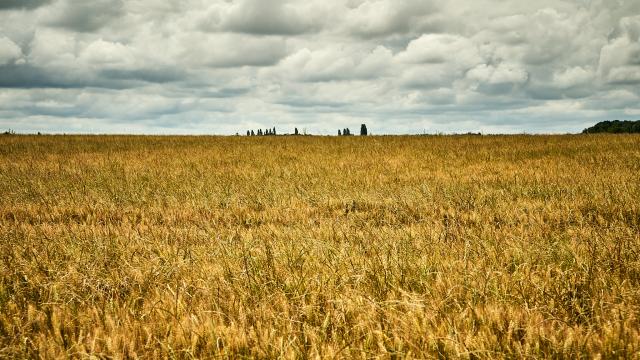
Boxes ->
[247,127,278,136]
[583,120,640,134]
[245,124,369,136]
[2,130,43,135]
[339,124,368,136]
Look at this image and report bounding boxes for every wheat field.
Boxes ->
[1,134,639,358]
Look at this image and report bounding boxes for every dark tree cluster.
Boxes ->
[244,127,305,136]
[339,124,368,136]
[583,120,640,134]
[247,127,277,136]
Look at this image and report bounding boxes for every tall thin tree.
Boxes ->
[360,124,368,136]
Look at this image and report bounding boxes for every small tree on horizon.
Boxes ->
[360,124,368,136]
[295,127,299,135]
[338,129,342,136]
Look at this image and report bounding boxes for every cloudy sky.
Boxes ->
[0,0,639,134]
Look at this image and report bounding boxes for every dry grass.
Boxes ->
[1,134,639,358]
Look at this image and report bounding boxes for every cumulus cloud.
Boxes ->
[80,39,136,68]
[467,64,528,85]
[397,34,483,89]
[0,36,22,65]
[551,66,594,89]
[598,16,640,84]
[344,0,442,38]
[178,33,288,68]
[1,29,187,89]
[1,0,639,134]
[275,45,393,81]
[27,29,77,67]
[397,34,480,66]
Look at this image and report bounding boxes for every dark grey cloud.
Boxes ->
[0,64,91,88]
[0,64,184,89]
[1,0,639,134]
[45,0,124,32]
[218,0,321,36]
[199,88,251,98]
[526,85,592,101]
[98,68,186,84]
[0,0,50,10]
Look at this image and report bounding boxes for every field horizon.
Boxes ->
[1,134,639,358]
[0,131,597,137]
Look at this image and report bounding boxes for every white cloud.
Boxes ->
[598,16,640,84]
[0,36,23,65]
[474,8,600,67]
[619,15,640,42]
[552,67,594,89]
[178,33,288,68]
[396,34,484,89]
[399,64,453,89]
[397,34,481,68]
[27,29,78,67]
[275,45,393,81]
[344,0,440,38]
[80,39,136,68]
[466,63,529,86]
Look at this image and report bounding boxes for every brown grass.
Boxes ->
[1,134,639,358]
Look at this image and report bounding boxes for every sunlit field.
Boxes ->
[1,134,639,358]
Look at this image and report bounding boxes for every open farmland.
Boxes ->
[1,134,639,358]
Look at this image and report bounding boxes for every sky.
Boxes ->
[0,0,639,135]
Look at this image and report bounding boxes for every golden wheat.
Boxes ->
[1,134,639,358]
